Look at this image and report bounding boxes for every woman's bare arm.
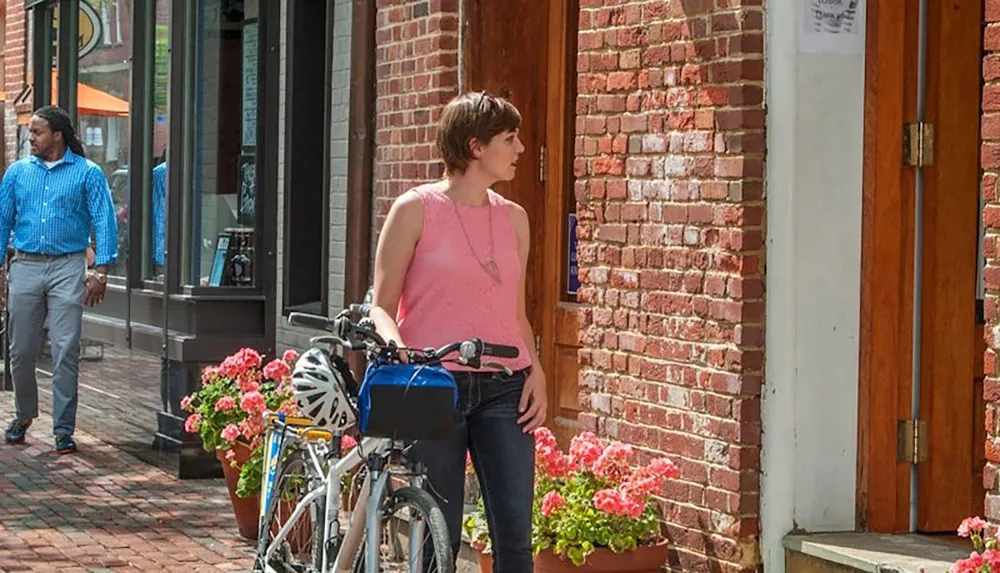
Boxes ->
[370,191,423,348]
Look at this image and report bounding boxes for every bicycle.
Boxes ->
[252,304,520,573]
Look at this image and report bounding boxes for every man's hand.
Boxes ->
[84,271,107,307]
[517,367,548,433]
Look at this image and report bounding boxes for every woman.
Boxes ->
[369,91,546,572]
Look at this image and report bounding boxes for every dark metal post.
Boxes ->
[31,2,53,110]
[57,0,79,122]
[128,0,154,293]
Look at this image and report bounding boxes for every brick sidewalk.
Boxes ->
[0,398,255,572]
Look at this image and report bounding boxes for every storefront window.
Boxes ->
[76,0,132,278]
[184,0,258,287]
[145,0,170,281]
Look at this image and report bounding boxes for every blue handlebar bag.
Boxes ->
[358,361,458,440]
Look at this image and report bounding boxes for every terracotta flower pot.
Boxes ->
[476,550,493,573]
[217,443,313,551]
[216,442,260,540]
[533,539,668,573]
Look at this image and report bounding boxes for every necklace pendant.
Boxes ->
[483,259,502,284]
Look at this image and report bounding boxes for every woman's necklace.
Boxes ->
[449,193,502,284]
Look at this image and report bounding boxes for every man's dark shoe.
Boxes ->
[4,418,31,445]
[54,435,77,455]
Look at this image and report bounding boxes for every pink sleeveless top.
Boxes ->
[397,187,532,372]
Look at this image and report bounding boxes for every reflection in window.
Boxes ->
[145,0,171,281]
[77,0,133,278]
[185,0,258,287]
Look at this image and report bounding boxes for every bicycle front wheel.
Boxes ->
[256,455,325,573]
[351,485,453,573]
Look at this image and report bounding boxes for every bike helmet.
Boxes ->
[291,348,356,432]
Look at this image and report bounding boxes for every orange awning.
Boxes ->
[48,73,130,117]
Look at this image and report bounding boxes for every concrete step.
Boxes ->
[785,533,972,573]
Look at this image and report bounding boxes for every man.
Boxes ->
[0,106,118,454]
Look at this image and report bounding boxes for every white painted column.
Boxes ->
[762,2,867,572]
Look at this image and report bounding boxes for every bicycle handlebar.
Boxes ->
[287,310,520,366]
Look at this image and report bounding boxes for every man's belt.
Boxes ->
[13,250,83,262]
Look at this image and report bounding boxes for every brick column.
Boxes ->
[4,0,26,167]
[373,0,459,228]
[982,0,1000,522]
[573,2,765,572]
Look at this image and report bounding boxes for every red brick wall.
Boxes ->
[573,2,765,572]
[983,0,1000,524]
[4,0,26,168]
[373,0,459,227]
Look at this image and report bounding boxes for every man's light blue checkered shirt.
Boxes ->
[0,149,118,266]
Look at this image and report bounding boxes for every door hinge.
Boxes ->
[897,419,928,465]
[539,145,547,183]
[903,122,934,167]
[535,334,541,358]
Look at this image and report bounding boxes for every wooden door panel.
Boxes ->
[551,303,580,445]
[916,0,981,532]
[859,0,918,533]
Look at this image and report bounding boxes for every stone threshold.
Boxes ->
[784,532,971,573]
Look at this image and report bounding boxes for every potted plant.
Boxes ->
[947,516,998,573]
[181,347,302,539]
[464,497,494,572]
[464,427,678,573]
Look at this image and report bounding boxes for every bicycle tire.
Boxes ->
[351,485,453,573]
[255,455,326,573]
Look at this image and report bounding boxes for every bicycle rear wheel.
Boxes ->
[255,456,326,573]
[351,485,453,573]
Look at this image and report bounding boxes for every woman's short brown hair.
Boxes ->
[436,91,521,175]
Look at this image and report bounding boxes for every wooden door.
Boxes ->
[463,0,581,445]
[463,0,549,333]
[860,0,983,533]
[916,0,982,532]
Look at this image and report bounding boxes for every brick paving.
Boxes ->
[0,347,256,572]
[33,343,176,473]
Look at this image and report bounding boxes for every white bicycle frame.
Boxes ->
[258,424,427,573]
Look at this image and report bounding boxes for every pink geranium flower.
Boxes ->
[184,413,201,433]
[593,487,645,519]
[950,552,985,573]
[240,391,267,415]
[342,435,358,454]
[214,396,237,412]
[180,394,194,411]
[201,366,220,386]
[569,431,603,470]
[282,349,299,365]
[221,424,240,442]
[534,428,572,478]
[593,441,634,483]
[263,359,291,382]
[219,348,263,378]
[541,491,566,517]
[960,517,988,538]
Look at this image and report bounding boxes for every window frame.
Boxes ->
[281,0,334,316]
